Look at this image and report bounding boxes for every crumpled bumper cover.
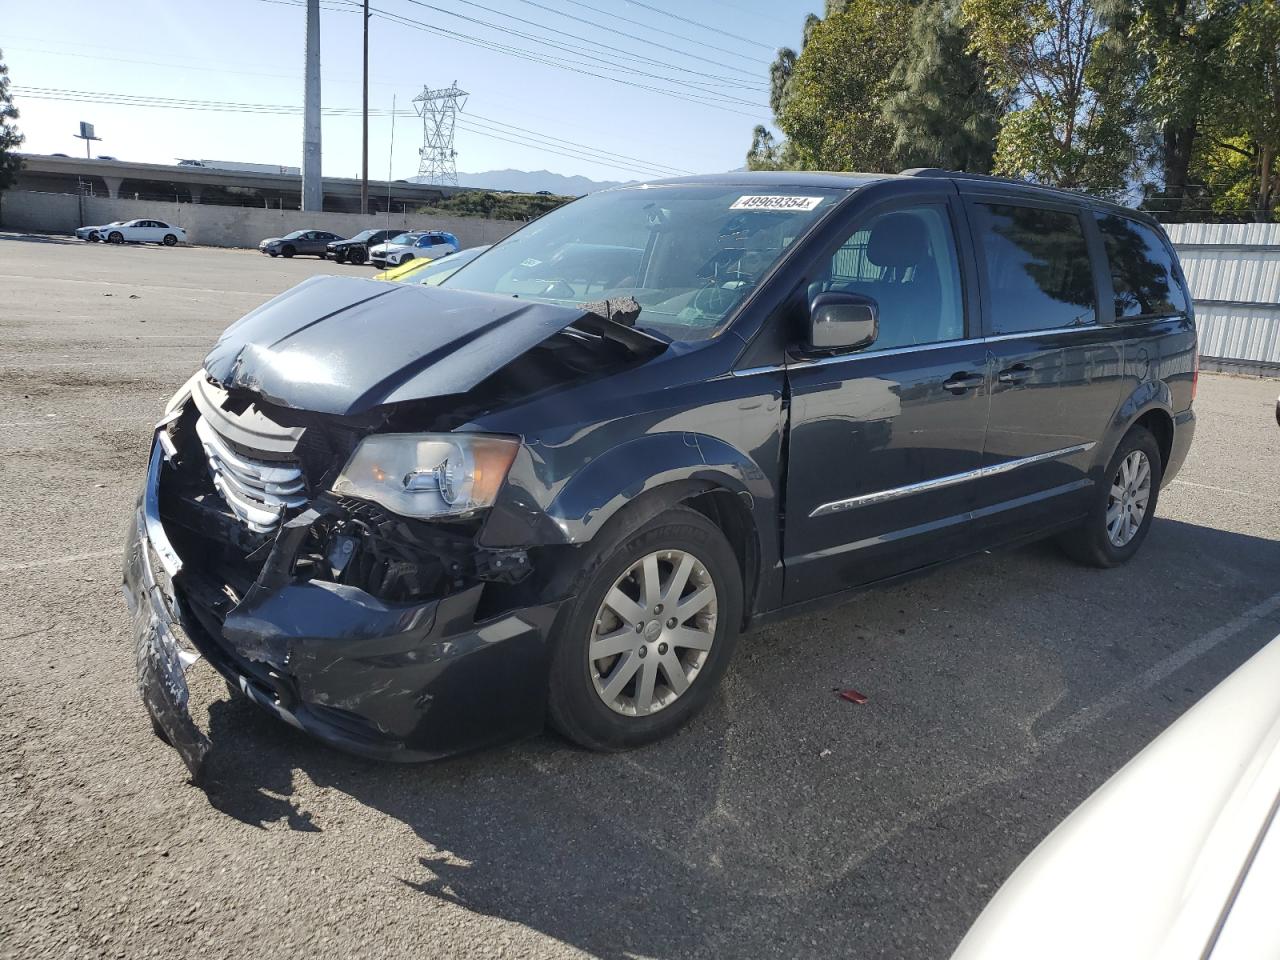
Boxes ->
[123,439,563,780]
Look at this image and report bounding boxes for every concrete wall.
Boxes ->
[1166,222,1280,373]
[0,190,523,249]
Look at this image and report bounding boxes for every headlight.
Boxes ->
[331,433,520,519]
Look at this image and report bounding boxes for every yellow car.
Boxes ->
[373,245,488,284]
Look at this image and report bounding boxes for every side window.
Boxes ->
[973,203,1097,333]
[1096,214,1188,319]
[818,204,965,350]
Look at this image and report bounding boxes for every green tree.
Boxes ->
[883,0,1001,172]
[1211,0,1280,217]
[777,0,913,172]
[0,50,24,193]
[1093,0,1237,216]
[745,125,784,170]
[962,0,1135,194]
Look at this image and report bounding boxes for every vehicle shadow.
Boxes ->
[198,516,1280,959]
[0,231,82,245]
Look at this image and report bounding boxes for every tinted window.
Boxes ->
[1096,214,1187,319]
[974,203,1096,333]
[817,203,965,350]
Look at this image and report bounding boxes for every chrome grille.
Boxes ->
[196,415,307,533]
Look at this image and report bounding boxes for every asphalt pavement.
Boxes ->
[2,232,1278,960]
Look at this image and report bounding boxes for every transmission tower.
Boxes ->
[413,82,468,185]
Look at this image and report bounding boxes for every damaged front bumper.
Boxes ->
[124,439,563,781]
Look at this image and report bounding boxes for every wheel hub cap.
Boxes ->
[589,550,718,717]
[1106,450,1152,547]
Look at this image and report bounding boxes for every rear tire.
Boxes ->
[1059,426,1162,568]
[547,506,742,751]
[162,234,177,246]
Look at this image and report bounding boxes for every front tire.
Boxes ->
[1059,426,1162,567]
[108,231,124,244]
[281,245,295,258]
[350,247,367,265]
[547,506,742,751]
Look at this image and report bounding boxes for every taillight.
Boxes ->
[1191,345,1200,403]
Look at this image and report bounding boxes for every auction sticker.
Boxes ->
[730,195,825,212]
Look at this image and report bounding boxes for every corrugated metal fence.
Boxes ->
[1165,222,1280,373]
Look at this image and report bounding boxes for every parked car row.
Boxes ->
[256,228,460,266]
[70,220,464,263]
[75,219,187,245]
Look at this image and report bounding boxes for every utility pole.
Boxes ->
[301,0,322,212]
[361,0,369,215]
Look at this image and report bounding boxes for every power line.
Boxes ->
[621,0,777,51]
[390,0,765,94]
[4,42,712,169]
[11,86,688,179]
[259,0,767,116]
[504,0,766,78]
[357,2,766,117]
[559,0,770,66]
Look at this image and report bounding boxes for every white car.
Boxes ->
[953,633,1280,960]
[368,230,459,269]
[78,219,187,246]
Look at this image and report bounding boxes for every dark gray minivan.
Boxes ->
[125,171,1197,779]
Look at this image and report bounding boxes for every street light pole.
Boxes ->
[361,0,369,216]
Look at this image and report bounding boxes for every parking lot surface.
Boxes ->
[2,233,1279,960]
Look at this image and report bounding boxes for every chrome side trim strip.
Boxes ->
[808,441,1096,518]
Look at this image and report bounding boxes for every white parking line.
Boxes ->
[1173,478,1251,497]
[0,548,118,574]
[1041,590,1280,749]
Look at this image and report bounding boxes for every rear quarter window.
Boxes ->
[1096,214,1188,320]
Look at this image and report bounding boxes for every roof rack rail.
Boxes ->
[901,167,1045,188]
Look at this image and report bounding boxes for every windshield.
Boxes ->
[388,233,418,245]
[350,229,379,242]
[441,184,848,340]
[283,230,308,240]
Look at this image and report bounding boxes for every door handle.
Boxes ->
[997,363,1033,385]
[942,371,985,395]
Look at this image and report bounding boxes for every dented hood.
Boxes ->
[204,275,604,416]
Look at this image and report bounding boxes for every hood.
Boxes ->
[260,237,283,245]
[203,275,664,416]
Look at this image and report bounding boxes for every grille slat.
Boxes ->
[196,415,307,533]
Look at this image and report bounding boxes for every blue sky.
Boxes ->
[4,0,818,182]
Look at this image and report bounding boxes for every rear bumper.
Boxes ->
[1163,407,1196,486]
[124,440,561,780]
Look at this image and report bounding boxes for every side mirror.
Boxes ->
[808,292,879,352]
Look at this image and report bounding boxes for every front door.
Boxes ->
[783,197,990,605]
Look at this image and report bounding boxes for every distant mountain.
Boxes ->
[445,169,628,195]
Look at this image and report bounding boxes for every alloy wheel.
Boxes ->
[1107,450,1151,547]
[589,550,718,717]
